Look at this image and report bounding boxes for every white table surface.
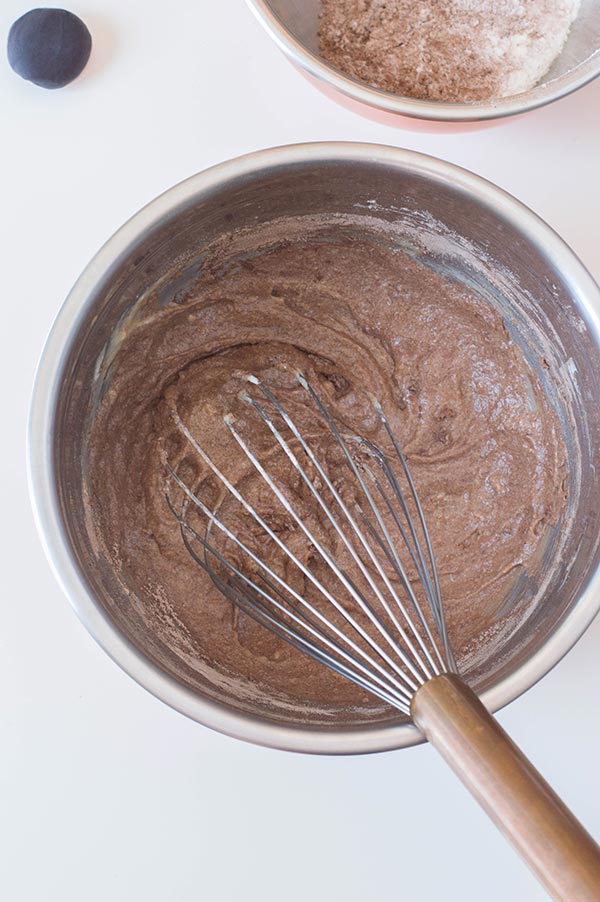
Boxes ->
[2,2,600,899]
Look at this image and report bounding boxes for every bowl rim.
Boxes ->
[245,0,600,122]
[28,142,600,754]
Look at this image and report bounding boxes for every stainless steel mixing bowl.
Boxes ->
[28,143,600,753]
[246,0,600,123]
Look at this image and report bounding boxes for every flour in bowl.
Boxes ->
[319,0,581,102]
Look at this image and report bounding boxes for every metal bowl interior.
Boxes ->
[29,144,600,753]
[247,0,600,121]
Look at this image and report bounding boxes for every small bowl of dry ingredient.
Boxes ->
[246,0,600,124]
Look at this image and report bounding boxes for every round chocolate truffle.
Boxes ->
[7,8,92,89]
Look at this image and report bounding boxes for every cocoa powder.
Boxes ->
[319,0,580,102]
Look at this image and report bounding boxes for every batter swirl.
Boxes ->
[86,229,566,712]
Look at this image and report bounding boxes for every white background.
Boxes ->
[2,1,600,899]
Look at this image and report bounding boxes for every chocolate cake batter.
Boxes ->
[86,227,566,712]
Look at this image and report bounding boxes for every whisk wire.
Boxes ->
[225,416,429,688]
[166,462,417,700]
[179,515,412,711]
[349,480,447,674]
[165,371,456,713]
[237,386,438,681]
[165,485,413,710]
[295,374,445,675]
[373,400,457,673]
[359,445,440,613]
[247,377,444,673]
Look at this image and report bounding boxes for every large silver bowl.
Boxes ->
[28,144,600,753]
[246,0,600,123]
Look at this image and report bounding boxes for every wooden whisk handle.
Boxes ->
[411,674,600,901]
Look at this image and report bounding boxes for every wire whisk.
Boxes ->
[166,371,456,717]
[162,368,600,901]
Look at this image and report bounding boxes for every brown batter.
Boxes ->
[86,228,566,711]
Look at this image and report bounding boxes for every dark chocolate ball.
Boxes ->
[7,8,92,89]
